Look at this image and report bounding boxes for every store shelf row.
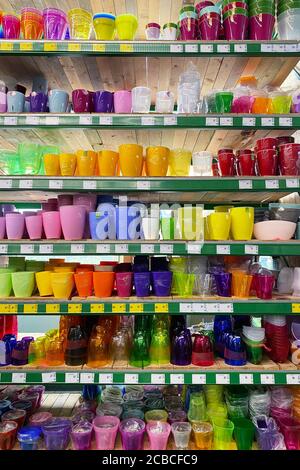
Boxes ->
[0,40,298,57]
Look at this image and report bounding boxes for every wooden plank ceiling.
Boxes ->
[0,0,298,155]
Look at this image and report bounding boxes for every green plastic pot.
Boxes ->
[233,418,255,450]
[0,273,12,298]
[11,271,35,298]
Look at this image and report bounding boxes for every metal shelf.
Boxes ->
[0,40,298,57]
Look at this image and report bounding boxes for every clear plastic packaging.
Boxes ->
[177,62,201,114]
[249,388,271,418]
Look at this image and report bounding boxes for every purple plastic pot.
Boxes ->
[70,422,93,450]
[223,15,248,40]
[120,418,145,451]
[42,418,72,450]
[116,272,133,297]
[94,90,114,113]
[214,272,232,297]
[249,14,275,40]
[199,14,220,40]
[30,92,48,113]
[152,271,172,297]
[72,89,90,113]
[5,213,25,240]
[180,18,197,40]
[134,272,151,297]
[43,8,68,40]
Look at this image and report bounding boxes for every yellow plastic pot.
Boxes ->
[93,14,116,40]
[98,150,119,176]
[44,154,60,176]
[35,271,53,297]
[119,144,143,176]
[68,8,93,40]
[50,272,74,299]
[230,207,254,241]
[177,207,204,241]
[146,146,170,176]
[169,149,192,176]
[59,153,76,176]
[76,150,97,177]
[116,14,138,40]
[208,213,231,241]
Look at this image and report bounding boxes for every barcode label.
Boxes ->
[99,374,113,384]
[159,244,173,254]
[185,44,198,53]
[21,244,34,254]
[151,374,165,384]
[286,179,299,188]
[99,116,113,125]
[79,116,92,125]
[216,245,230,255]
[240,374,253,384]
[96,244,111,254]
[192,374,206,384]
[180,303,193,313]
[65,373,80,383]
[4,117,17,126]
[234,44,247,53]
[12,373,26,383]
[170,374,184,384]
[217,44,230,53]
[125,374,139,384]
[42,372,56,383]
[45,116,59,125]
[200,44,213,53]
[164,116,177,126]
[216,374,230,384]
[220,117,233,126]
[242,117,256,126]
[261,374,275,385]
[115,244,128,253]
[206,117,219,126]
[141,244,155,254]
[245,244,259,255]
[83,181,97,190]
[265,180,279,189]
[170,44,183,53]
[19,180,33,189]
[26,116,40,126]
[80,373,95,384]
[239,180,253,190]
[39,245,53,254]
[137,181,150,190]
[0,179,12,188]
[49,180,63,189]
[261,117,275,127]
[141,116,155,126]
[71,244,84,254]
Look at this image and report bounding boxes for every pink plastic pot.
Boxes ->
[59,205,86,241]
[114,91,132,114]
[116,272,133,297]
[25,215,43,240]
[42,211,62,240]
[249,14,275,41]
[3,14,21,39]
[199,14,220,40]
[5,213,25,240]
[180,18,197,40]
[223,14,248,40]
[0,217,6,239]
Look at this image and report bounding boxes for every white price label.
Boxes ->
[99,373,113,384]
[96,244,111,254]
[170,374,184,385]
[136,181,151,190]
[21,244,34,254]
[222,303,234,313]
[164,116,177,126]
[71,244,84,254]
[239,180,253,190]
[245,244,259,255]
[187,243,202,254]
[216,374,230,385]
[242,117,256,127]
[265,179,279,189]
[205,303,221,313]
[279,117,293,127]
[261,117,275,127]
[200,44,213,53]
[286,374,300,385]
[45,116,60,126]
[286,179,299,188]
[216,245,230,255]
[4,116,17,126]
[0,179,12,189]
[206,117,219,126]
[79,115,92,125]
[26,116,40,126]
[159,244,173,254]
[42,372,56,383]
[261,44,273,53]
[151,374,165,385]
[83,180,97,190]
[220,117,233,127]
[217,44,230,53]
[49,180,63,190]
[192,303,207,313]
[65,373,80,384]
[39,244,53,254]
[180,303,193,313]
[286,44,298,52]
[141,116,155,126]
[19,179,33,189]
[170,44,183,53]
[80,373,95,384]
[234,44,247,53]
[185,44,198,53]
[0,245,8,254]
[115,244,128,254]
[125,374,139,384]
[261,374,275,385]
[240,374,254,385]
[12,373,26,383]
[273,44,285,53]
[99,116,113,125]
[141,244,155,254]
[192,374,206,385]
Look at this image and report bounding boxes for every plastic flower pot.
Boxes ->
[21,8,43,40]
[237,153,256,176]
[93,272,115,297]
[255,274,274,299]
[59,205,86,241]
[5,213,24,240]
[277,417,300,450]
[93,13,116,40]
[193,422,213,450]
[279,143,300,176]
[214,273,232,297]
[0,400,12,416]
[134,272,151,297]
[223,15,248,40]
[152,271,172,297]
[29,411,53,428]
[3,14,20,39]
[119,418,145,450]
[213,418,234,450]
[115,272,133,297]
[179,17,197,40]
[70,421,93,450]
[0,421,18,450]
[42,211,62,239]
[146,422,171,450]
[17,426,41,450]
[249,13,275,40]
[50,272,74,299]
[11,400,32,418]
[233,418,255,450]
[25,215,43,240]
[43,8,68,39]
[256,150,278,176]
[94,90,114,113]
[74,272,93,297]
[42,418,72,450]
[171,422,191,450]
[115,14,138,40]
[11,271,35,298]
[2,408,26,430]
[93,416,120,450]
[68,8,93,40]
[199,14,221,39]
[0,273,12,298]
[215,91,234,113]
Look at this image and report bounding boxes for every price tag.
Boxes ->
[83,180,97,190]
[186,243,202,254]
[155,303,169,313]
[164,116,177,126]
[26,116,40,126]
[115,244,128,254]
[216,374,230,385]
[68,43,81,52]
[120,44,134,53]
[125,374,139,384]
[240,374,254,385]
[71,244,84,254]
[23,304,38,314]
[19,179,33,189]
[20,42,33,51]
[234,44,247,53]
[80,373,95,384]
[242,117,256,126]
[99,374,113,384]
[49,180,63,190]
[99,116,113,125]
[68,304,82,313]
[65,373,80,383]
[4,116,17,126]
[217,44,230,53]
[170,374,184,385]
[129,303,144,313]
[245,244,259,255]
[220,117,233,126]
[261,374,275,385]
[39,244,53,254]
[137,181,151,190]
[90,304,105,313]
[222,303,234,313]
[159,244,173,254]
[1,42,13,51]
[0,245,8,254]
[170,44,183,53]
[286,179,299,188]
[206,117,219,126]
[112,304,126,313]
[261,117,275,127]
[79,116,93,125]
[151,374,165,384]
[265,179,279,189]
[141,244,155,254]
[21,244,34,254]
[45,116,59,126]
[8,304,17,313]
[96,244,111,254]
[216,245,230,255]
[44,42,57,52]
[93,44,106,52]
[192,374,206,385]
[206,303,221,313]
[42,372,56,383]
[141,116,155,126]
[239,180,253,190]
[0,179,12,189]
[261,44,273,53]
[180,303,193,313]
[12,373,26,383]
[279,117,293,127]
[273,44,285,53]
[46,304,60,313]
[192,303,207,313]
[286,374,300,385]
[286,44,298,52]
[200,44,213,53]
[185,44,198,53]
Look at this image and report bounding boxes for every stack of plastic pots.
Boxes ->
[222,0,249,40]
[225,386,249,419]
[179,5,198,40]
[198,5,221,40]
[242,326,265,365]
[252,415,286,450]
[249,388,271,418]
[43,8,68,40]
[278,1,300,39]
[21,7,43,40]
[264,316,290,363]
[249,0,275,39]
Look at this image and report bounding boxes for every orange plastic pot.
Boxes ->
[93,272,115,298]
[74,272,93,297]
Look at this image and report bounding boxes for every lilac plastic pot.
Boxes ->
[59,205,86,241]
[5,213,25,240]
[134,272,151,297]
[249,14,275,40]
[94,90,114,113]
[223,15,248,40]
[199,15,221,39]
[42,418,72,450]
[116,272,133,297]
[152,271,172,297]
[114,91,132,113]
[30,92,48,112]
[25,215,43,240]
